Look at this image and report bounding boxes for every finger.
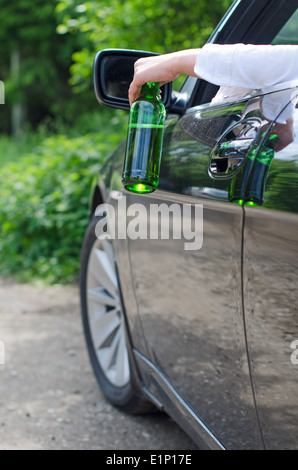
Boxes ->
[129,83,141,106]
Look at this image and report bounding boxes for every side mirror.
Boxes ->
[93,49,172,110]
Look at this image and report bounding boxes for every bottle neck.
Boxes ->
[140,82,160,100]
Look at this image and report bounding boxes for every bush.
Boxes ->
[0,130,124,284]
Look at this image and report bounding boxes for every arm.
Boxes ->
[195,43,298,89]
[128,49,201,105]
[129,44,298,105]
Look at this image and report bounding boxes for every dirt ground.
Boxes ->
[0,277,197,450]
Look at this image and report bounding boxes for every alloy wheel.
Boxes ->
[86,237,130,387]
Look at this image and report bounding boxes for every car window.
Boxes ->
[272,7,298,45]
[190,3,298,109]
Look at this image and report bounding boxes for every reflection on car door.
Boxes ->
[243,89,298,449]
[126,98,273,449]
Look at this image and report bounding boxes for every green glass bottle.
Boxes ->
[122,82,166,193]
[229,146,257,205]
[244,135,277,205]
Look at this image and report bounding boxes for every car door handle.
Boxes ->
[211,138,254,173]
[216,138,254,157]
[209,119,261,178]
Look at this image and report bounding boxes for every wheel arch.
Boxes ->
[89,176,105,218]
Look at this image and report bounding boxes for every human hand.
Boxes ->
[261,117,295,152]
[128,49,200,106]
[271,117,295,152]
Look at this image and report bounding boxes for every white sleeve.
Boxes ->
[194,43,298,89]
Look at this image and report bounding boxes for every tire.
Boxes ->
[80,216,154,414]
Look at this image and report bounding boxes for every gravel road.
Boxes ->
[0,278,197,450]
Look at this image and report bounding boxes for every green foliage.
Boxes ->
[0,131,43,167]
[0,0,94,133]
[264,159,298,212]
[0,113,127,284]
[0,0,234,283]
[0,0,233,130]
[56,0,233,92]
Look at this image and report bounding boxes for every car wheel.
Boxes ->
[80,216,154,414]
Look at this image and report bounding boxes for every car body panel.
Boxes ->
[243,92,298,449]
[124,98,276,450]
[88,0,298,450]
[92,84,298,449]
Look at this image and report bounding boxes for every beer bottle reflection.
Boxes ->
[229,147,257,205]
[229,134,277,206]
[244,135,276,205]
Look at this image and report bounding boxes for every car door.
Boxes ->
[243,87,298,449]
[126,95,274,449]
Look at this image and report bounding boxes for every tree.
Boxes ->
[56,0,233,93]
[0,0,233,135]
[0,0,86,135]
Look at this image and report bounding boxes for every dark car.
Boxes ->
[79,0,298,450]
